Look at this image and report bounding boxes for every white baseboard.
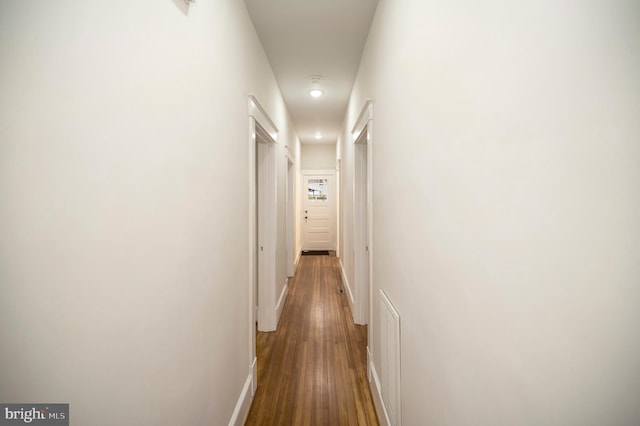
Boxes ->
[294,248,301,270]
[250,356,257,395]
[275,281,288,325]
[369,348,391,426]
[228,359,256,426]
[339,258,355,307]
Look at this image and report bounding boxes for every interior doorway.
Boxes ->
[354,129,369,325]
[301,170,336,251]
[254,123,277,333]
[286,156,295,277]
[248,95,279,395]
[352,100,373,330]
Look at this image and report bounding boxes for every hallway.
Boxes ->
[245,253,378,425]
[2,2,639,424]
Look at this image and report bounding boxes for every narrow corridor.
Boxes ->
[245,253,378,425]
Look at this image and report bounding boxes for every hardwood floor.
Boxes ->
[245,253,379,425]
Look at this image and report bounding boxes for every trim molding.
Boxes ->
[340,258,355,307]
[369,350,391,426]
[294,249,301,271]
[250,356,257,395]
[351,99,374,142]
[228,361,256,426]
[275,281,289,325]
[248,94,278,141]
[285,144,296,162]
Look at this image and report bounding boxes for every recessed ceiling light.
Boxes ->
[315,132,322,139]
[309,89,323,98]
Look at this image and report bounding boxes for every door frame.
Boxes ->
[301,169,337,251]
[352,100,374,365]
[336,158,341,259]
[248,95,278,393]
[285,153,296,277]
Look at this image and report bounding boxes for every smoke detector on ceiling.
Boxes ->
[309,75,324,97]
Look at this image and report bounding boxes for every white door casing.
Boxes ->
[286,154,296,277]
[352,100,373,342]
[302,170,336,251]
[336,158,341,259]
[354,133,369,326]
[249,95,278,344]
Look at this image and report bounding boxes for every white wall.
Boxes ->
[341,0,640,424]
[301,143,337,170]
[0,1,299,424]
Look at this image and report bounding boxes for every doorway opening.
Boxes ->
[255,126,276,331]
[248,95,278,393]
[351,100,374,385]
[286,155,295,277]
[353,128,369,325]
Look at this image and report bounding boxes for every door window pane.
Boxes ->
[307,178,328,201]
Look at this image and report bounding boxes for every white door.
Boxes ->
[302,171,336,251]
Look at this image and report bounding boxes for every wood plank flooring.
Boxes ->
[245,253,379,425]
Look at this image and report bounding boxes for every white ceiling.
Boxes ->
[244,0,378,145]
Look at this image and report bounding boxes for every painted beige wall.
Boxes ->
[0,1,298,424]
[341,0,640,424]
[301,143,337,170]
